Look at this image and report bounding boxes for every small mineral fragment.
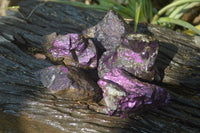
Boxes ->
[34,53,46,60]
[36,65,102,102]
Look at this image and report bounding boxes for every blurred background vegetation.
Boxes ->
[1,0,200,35]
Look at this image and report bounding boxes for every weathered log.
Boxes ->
[0,0,200,132]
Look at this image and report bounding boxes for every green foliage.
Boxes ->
[97,0,153,32]
[156,17,200,35]
[44,0,200,35]
[152,0,200,35]
[45,0,153,32]
[134,2,142,32]
[151,0,200,23]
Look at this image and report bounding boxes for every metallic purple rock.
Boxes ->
[45,33,97,69]
[36,65,102,102]
[75,39,97,68]
[98,68,169,117]
[83,10,132,50]
[98,34,159,81]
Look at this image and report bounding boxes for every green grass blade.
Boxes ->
[168,3,189,18]
[147,0,153,21]
[134,2,142,32]
[128,0,136,11]
[110,0,133,17]
[174,2,200,19]
[139,0,146,22]
[165,6,176,16]
[0,6,19,10]
[151,0,200,23]
[155,17,200,35]
[99,0,112,7]
[126,0,136,18]
[141,0,153,22]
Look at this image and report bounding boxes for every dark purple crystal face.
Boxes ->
[83,10,132,50]
[49,33,80,57]
[98,68,169,116]
[36,65,71,92]
[47,33,97,69]
[98,34,159,81]
[75,39,97,68]
[122,34,159,70]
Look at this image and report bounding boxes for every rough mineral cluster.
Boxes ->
[38,10,169,117]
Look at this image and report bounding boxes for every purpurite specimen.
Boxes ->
[36,65,102,102]
[38,10,169,117]
[83,10,132,51]
[98,68,169,116]
[98,33,159,81]
[43,33,97,69]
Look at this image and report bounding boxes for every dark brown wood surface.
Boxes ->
[0,0,200,132]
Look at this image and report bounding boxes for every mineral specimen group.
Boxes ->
[38,10,170,117]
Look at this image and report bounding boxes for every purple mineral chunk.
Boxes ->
[36,65,102,102]
[98,68,169,117]
[75,39,97,68]
[98,34,159,81]
[83,10,132,50]
[44,33,97,69]
[49,33,80,57]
